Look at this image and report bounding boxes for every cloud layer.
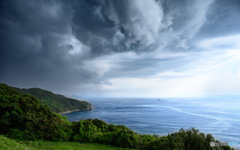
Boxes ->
[0,0,240,97]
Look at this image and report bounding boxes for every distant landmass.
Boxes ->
[13,86,92,113]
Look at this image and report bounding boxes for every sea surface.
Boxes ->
[63,96,240,145]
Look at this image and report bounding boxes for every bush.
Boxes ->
[72,119,98,142]
[0,84,72,141]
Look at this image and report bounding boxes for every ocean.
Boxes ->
[63,96,240,145]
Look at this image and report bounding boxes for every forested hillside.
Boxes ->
[13,86,91,113]
[0,83,71,140]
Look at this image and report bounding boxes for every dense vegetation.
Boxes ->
[0,83,72,141]
[0,83,233,150]
[71,120,233,150]
[13,86,91,113]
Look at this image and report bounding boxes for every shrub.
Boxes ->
[0,84,72,141]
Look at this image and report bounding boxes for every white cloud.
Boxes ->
[80,52,137,77]
[124,0,164,47]
[198,34,240,50]
[176,38,189,49]
[113,30,125,45]
[97,53,240,97]
[82,58,113,76]
[58,33,90,56]
[83,37,240,97]
[99,74,211,97]
[180,0,215,38]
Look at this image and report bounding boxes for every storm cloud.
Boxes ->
[1,0,240,96]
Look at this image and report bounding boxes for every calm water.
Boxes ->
[63,96,240,144]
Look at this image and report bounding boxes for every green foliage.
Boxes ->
[71,119,236,150]
[13,86,91,113]
[71,119,139,148]
[0,83,19,96]
[147,128,234,150]
[72,119,99,142]
[0,84,72,141]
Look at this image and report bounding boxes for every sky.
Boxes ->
[0,0,240,97]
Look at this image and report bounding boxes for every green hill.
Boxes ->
[0,83,72,140]
[13,86,92,113]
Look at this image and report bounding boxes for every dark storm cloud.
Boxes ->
[0,0,164,92]
[0,0,93,91]
[69,0,162,54]
[2,0,238,95]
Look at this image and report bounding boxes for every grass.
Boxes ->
[0,135,133,150]
[0,135,35,150]
[36,141,132,150]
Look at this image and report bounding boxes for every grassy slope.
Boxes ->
[0,135,133,150]
[13,87,91,113]
[0,135,35,150]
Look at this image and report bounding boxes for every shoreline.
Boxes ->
[59,107,93,115]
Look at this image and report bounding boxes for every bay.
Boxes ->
[63,96,240,143]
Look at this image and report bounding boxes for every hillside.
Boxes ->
[13,86,92,113]
[0,83,71,140]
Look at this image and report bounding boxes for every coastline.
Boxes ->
[59,107,93,115]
